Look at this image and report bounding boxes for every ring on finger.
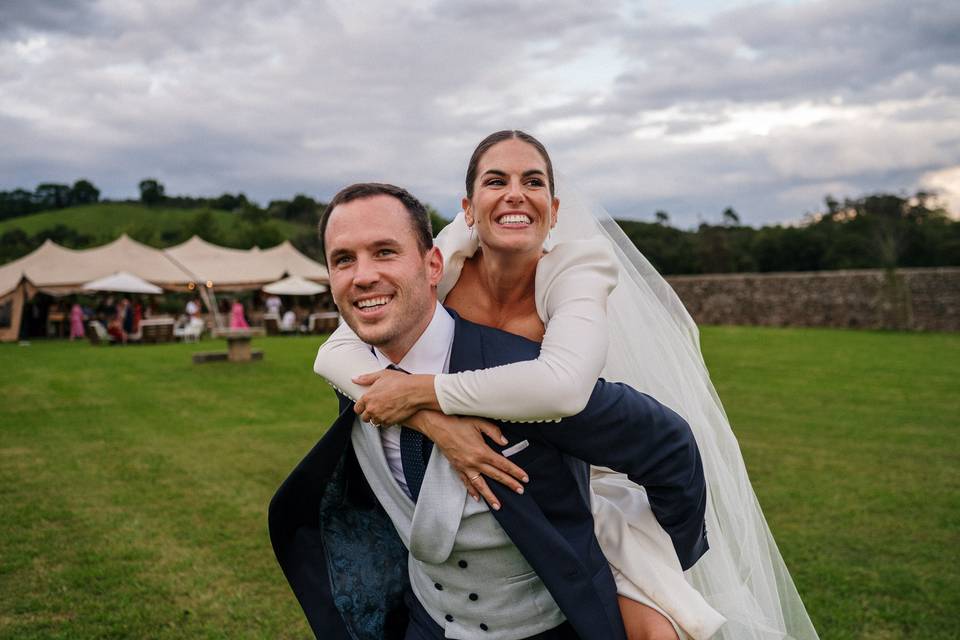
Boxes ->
[469,473,482,482]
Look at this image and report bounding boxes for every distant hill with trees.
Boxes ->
[1,178,957,273]
[0,202,312,265]
[620,193,959,274]
[0,178,450,266]
[0,179,101,221]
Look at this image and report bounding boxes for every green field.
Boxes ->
[0,328,957,639]
[0,202,311,247]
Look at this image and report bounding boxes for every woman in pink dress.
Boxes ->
[69,302,85,340]
[229,299,249,329]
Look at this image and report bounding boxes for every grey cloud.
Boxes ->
[434,0,619,39]
[1,0,958,229]
[0,1,103,38]
[609,0,960,110]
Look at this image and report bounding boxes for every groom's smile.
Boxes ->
[353,293,394,319]
[355,294,393,310]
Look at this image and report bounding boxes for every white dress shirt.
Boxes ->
[368,302,455,497]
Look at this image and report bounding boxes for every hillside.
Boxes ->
[0,203,317,261]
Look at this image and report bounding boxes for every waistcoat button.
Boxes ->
[445,614,454,622]
[469,593,478,601]
[480,623,489,631]
[458,560,468,568]
[434,583,443,590]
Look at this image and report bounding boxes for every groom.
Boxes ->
[269,183,708,640]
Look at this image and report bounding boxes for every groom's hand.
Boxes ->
[406,410,529,510]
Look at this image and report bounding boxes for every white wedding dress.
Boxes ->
[314,184,819,640]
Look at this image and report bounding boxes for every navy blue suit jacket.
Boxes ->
[269,312,708,640]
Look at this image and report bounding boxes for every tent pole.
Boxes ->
[199,286,224,329]
[19,279,29,341]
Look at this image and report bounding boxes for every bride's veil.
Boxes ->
[552,175,819,640]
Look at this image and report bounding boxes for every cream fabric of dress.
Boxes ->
[314,213,725,639]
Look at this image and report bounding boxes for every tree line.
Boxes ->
[0,178,332,226]
[619,193,959,274]
[0,180,101,220]
[2,178,957,273]
[0,178,450,265]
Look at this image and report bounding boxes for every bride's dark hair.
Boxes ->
[465,130,555,199]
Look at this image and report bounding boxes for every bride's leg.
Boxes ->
[618,595,680,640]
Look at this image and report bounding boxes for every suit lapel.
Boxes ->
[444,312,624,640]
[406,310,477,563]
[448,309,485,374]
[447,311,547,526]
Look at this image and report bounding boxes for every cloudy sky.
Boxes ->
[2,0,959,226]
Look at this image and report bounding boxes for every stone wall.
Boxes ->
[664,267,960,331]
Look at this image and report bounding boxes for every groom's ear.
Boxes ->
[426,246,444,288]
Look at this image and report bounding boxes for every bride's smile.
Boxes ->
[463,138,559,256]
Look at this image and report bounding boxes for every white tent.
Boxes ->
[83,271,164,294]
[258,240,329,282]
[164,237,328,290]
[262,275,327,296]
[86,235,194,289]
[0,240,96,298]
[0,234,330,341]
[164,236,270,289]
[0,234,193,298]
[0,234,328,299]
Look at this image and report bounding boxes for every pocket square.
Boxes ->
[502,440,530,457]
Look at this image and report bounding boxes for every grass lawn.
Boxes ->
[0,328,957,639]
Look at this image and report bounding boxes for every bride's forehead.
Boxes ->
[477,139,547,170]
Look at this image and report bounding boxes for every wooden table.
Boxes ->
[140,317,175,343]
[194,327,265,363]
[47,311,67,338]
[308,311,340,334]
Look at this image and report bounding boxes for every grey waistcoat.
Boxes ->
[351,419,564,640]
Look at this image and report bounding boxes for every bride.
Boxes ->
[314,130,818,640]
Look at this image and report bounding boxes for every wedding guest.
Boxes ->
[266,293,282,316]
[69,302,85,341]
[230,299,249,329]
[132,299,142,333]
[121,298,134,336]
[281,309,297,331]
[186,297,200,318]
[107,302,126,344]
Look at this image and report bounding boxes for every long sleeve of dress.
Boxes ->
[433,238,618,421]
[313,320,379,401]
[313,212,619,421]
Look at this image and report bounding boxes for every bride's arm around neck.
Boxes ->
[433,212,619,421]
[313,211,619,424]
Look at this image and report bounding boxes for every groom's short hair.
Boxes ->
[319,183,434,266]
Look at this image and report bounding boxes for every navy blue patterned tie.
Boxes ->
[389,365,432,501]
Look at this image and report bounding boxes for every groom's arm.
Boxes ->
[532,379,708,570]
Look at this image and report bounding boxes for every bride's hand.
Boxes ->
[405,410,528,509]
[353,370,438,426]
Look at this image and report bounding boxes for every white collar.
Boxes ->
[373,302,454,375]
